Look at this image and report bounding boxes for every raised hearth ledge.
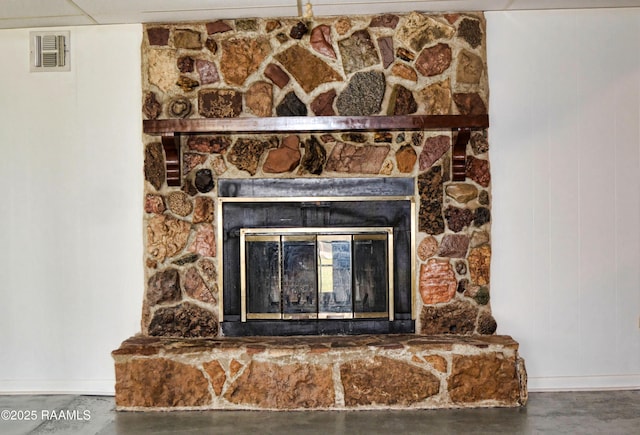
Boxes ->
[112,334,527,411]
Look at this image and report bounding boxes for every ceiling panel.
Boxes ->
[2,0,640,30]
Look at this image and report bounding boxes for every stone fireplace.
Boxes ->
[112,10,528,410]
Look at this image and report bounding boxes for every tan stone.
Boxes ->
[446,183,478,203]
[220,37,271,86]
[275,45,342,93]
[419,259,457,305]
[448,353,520,404]
[391,63,418,82]
[174,29,203,49]
[188,224,216,258]
[147,49,179,93]
[420,79,452,115]
[211,156,227,176]
[114,358,211,407]
[457,49,484,84]
[147,215,191,262]
[193,196,214,224]
[246,81,273,117]
[468,245,491,285]
[340,356,440,406]
[426,355,447,373]
[418,236,438,260]
[335,17,352,35]
[470,230,490,248]
[229,360,243,378]
[203,360,226,396]
[396,12,455,51]
[224,361,335,409]
[145,194,165,214]
[395,145,417,173]
[167,191,193,217]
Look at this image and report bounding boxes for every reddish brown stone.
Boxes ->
[147,27,170,46]
[370,14,400,28]
[114,358,211,407]
[144,142,165,190]
[148,302,218,338]
[420,135,450,170]
[466,156,491,187]
[246,81,273,117]
[378,36,394,68]
[395,145,417,173]
[224,361,334,409]
[176,56,195,73]
[188,224,215,257]
[418,166,445,235]
[220,37,271,86]
[265,20,281,33]
[416,43,452,77]
[275,45,341,93]
[418,236,438,260]
[167,191,193,217]
[449,354,520,403]
[229,360,243,377]
[468,245,491,285]
[325,143,389,174]
[444,206,474,233]
[227,136,279,175]
[207,20,232,34]
[438,234,470,258]
[147,215,191,262]
[187,136,232,154]
[264,63,290,88]
[311,89,337,116]
[184,267,215,304]
[340,356,439,406]
[425,355,447,373]
[143,91,162,120]
[174,29,203,49]
[477,310,498,334]
[419,299,479,334]
[444,14,460,24]
[183,153,207,174]
[453,93,487,115]
[198,89,242,118]
[391,63,417,82]
[147,268,181,306]
[388,85,417,115]
[193,196,214,224]
[196,59,220,85]
[310,25,336,59]
[263,135,301,173]
[203,360,226,396]
[145,194,165,214]
[290,21,308,39]
[419,259,457,304]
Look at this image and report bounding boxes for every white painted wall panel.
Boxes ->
[0,24,143,394]
[488,9,640,390]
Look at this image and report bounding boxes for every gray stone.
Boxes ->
[276,92,307,116]
[336,71,385,116]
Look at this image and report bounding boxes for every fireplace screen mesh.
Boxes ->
[241,228,392,321]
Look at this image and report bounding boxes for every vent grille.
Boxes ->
[30,32,70,72]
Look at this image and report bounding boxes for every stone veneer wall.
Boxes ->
[140,11,494,338]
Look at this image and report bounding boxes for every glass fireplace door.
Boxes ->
[241,228,393,322]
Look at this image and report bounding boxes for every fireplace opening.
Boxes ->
[218,177,415,336]
[241,228,393,321]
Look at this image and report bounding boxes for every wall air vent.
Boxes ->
[30,31,70,72]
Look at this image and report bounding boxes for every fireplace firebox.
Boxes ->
[218,177,415,336]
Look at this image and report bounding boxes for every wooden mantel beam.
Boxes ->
[143,114,489,187]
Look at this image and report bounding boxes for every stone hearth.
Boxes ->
[113,334,527,410]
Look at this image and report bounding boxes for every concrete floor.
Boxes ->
[0,390,638,435]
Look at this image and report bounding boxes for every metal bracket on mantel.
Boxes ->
[161,133,181,187]
[452,128,472,182]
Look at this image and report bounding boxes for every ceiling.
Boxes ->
[1,0,640,30]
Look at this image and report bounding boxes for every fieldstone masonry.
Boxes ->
[115,10,527,410]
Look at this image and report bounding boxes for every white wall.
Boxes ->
[487,9,640,390]
[0,24,143,394]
